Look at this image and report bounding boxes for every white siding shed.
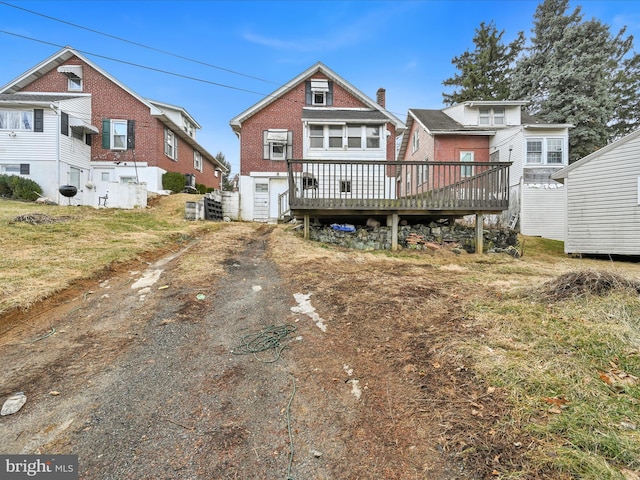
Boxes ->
[552,128,640,255]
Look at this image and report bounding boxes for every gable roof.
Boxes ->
[551,128,640,183]
[1,47,227,172]
[229,61,405,133]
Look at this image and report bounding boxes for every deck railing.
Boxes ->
[285,159,511,214]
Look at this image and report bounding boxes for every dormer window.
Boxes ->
[57,65,83,91]
[306,79,333,106]
[183,117,195,137]
[479,107,505,126]
[311,79,329,105]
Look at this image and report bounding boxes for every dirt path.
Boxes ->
[1,223,513,479]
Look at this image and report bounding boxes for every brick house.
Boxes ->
[397,101,572,240]
[0,46,227,206]
[229,62,405,222]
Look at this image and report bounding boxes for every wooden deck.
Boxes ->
[283,159,511,218]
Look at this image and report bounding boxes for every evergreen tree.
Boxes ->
[611,52,640,141]
[442,21,524,105]
[215,152,233,191]
[511,0,634,162]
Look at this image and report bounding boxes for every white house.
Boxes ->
[552,128,640,256]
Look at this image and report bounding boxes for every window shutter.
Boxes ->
[327,81,334,106]
[20,164,30,175]
[174,134,178,160]
[33,109,43,132]
[61,112,69,136]
[305,81,312,105]
[85,134,92,146]
[263,131,269,159]
[127,120,135,149]
[286,131,293,160]
[102,119,111,149]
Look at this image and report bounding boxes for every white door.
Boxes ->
[253,181,269,221]
[269,178,288,220]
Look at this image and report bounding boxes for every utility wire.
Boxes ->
[0,30,269,96]
[0,1,277,85]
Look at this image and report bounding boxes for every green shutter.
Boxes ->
[102,119,110,149]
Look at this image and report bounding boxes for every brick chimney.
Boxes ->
[376,88,386,108]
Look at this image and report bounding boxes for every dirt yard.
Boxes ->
[0,222,553,479]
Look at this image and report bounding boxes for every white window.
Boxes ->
[101,172,111,181]
[0,110,33,130]
[164,128,177,160]
[412,130,420,153]
[120,176,136,184]
[265,130,288,160]
[366,126,380,148]
[69,167,81,189]
[328,125,343,148]
[460,151,474,177]
[417,164,428,186]
[183,117,195,137]
[347,125,362,149]
[526,138,565,165]
[194,151,202,171]
[71,127,84,141]
[112,120,128,150]
[479,107,504,126]
[1,164,21,174]
[68,76,82,91]
[58,65,83,92]
[310,79,329,106]
[309,125,324,148]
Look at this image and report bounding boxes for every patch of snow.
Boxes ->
[252,285,262,292]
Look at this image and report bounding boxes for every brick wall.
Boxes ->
[434,135,490,162]
[22,56,219,189]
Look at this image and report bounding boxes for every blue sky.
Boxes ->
[1,0,639,174]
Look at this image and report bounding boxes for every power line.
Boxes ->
[0,30,271,97]
[0,1,278,85]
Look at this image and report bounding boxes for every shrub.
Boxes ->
[195,183,207,194]
[0,175,43,201]
[162,172,185,193]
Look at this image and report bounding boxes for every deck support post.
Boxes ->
[475,213,484,254]
[304,214,310,240]
[388,213,399,251]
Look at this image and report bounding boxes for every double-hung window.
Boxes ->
[310,79,329,106]
[412,130,419,153]
[102,119,135,150]
[309,125,324,148]
[264,129,291,160]
[165,128,177,160]
[366,126,380,148]
[460,151,474,177]
[479,107,505,126]
[193,151,202,171]
[526,138,565,165]
[347,125,362,149]
[112,120,128,150]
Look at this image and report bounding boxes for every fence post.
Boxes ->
[475,213,484,254]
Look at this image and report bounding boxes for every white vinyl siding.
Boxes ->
[562,132,640,255]
[520,183,566,241]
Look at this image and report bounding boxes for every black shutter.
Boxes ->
[327,81,333,106]
[305,81,312,105]
[263,131,269,159]
[61,112,69,136]
[20,164,30,175]
[286,131,293,160]
[34,109,44,132]
[102,119,110,149]
[127,120,135,149]
[85,134,92,146]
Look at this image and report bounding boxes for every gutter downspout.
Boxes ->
[51,103,61,203]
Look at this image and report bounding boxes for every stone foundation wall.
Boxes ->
[307,221,519,255]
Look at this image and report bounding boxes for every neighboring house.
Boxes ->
[397,101,572,240]
[0,92,95,204]
[0,47,227,206]
[229,62,405,223]
[551,128,640,256]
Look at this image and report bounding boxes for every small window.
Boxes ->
[460,151,474,177]
[271,143,285,160]
[479,107,505,126]
[347,125,361,149]
[112,120,128,150]
[493,108,505,125]
[1,164,21,174]
[526,139,543,164]
[340,180,351,193]
[479,108,491,125]
[194,151,202,171]
[309,125,324,148]
[412,130,420,153]
[255,183,268,193]
[310,79,329,106]
[68,76,82,91]
[547,138,563,164]
[71,127,84,141]
[328,125,343,148]
[101,172,111,181]
[165,128,177,160]
[120,176,136,184]
[366,126,380,148]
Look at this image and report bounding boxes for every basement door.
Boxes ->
[253,181,269,221]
